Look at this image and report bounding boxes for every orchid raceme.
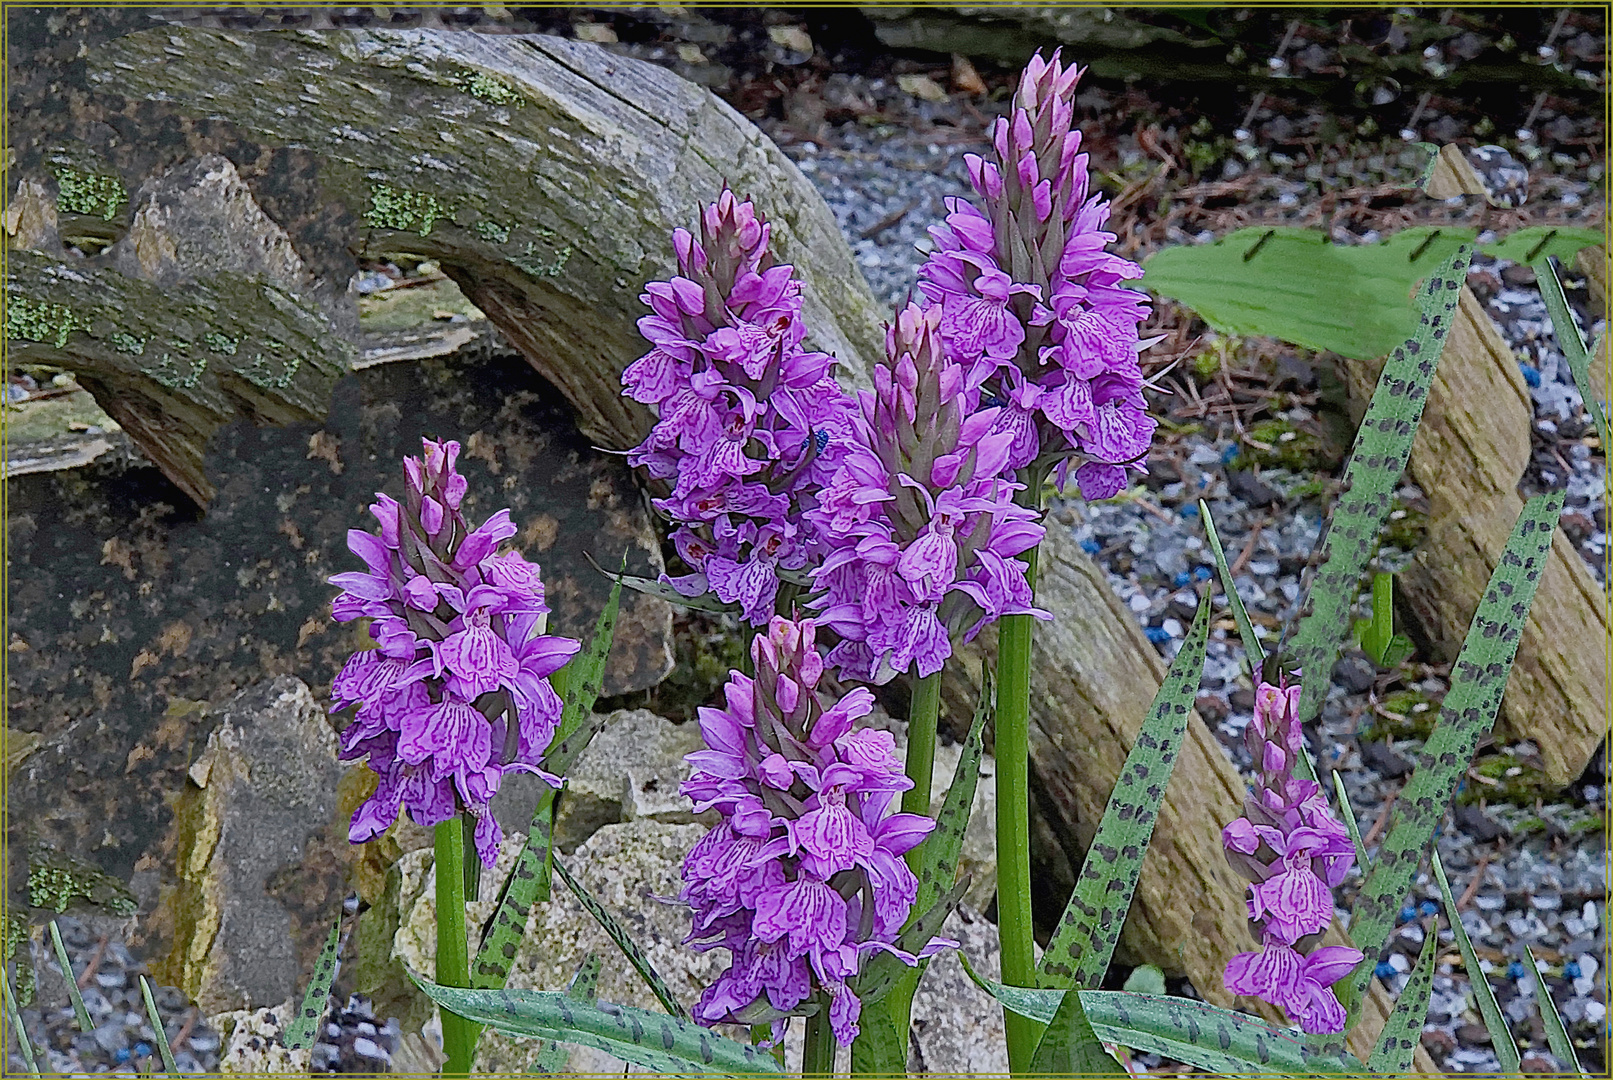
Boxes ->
[623,189,859,625]
[1221,673,1362,1034]
[329,438,582,868]
[680,615,951,1047]
[809,302,1048,683]
[918,49,1158,498]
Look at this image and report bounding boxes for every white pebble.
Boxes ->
[1389,953,1410,974]
[1162,618,1184,638]
[1129,593,1150,613]
[353,1037,386,1060]
[1585,1000,1606,1024]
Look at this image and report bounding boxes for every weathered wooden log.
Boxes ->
[942,525,1439,1073]
[1339,286,1608,787]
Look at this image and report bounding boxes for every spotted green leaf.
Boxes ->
[1432,851,1519,1074]
[474,568,623,990]
[1367,919,1437,1073]
[139,975,179,1074]
[1522,945,1585,1076]
[1201,500,1265,671]
[1290,246,1473,735]
[1341,493,1562,1015]
[410,976,786,1077]
[567,952,602,1002]
[48,921,92,1034]
[285,914,343,1049]
[3,969,41,1079]
[1029,985,1126,1077]
[853,876,969,1006]
[960,955,1358,1077]
[847,996,908,1078]
[1330,772,1368,867]
[529,953,605,1075]
[1534,256,1610,456]
[1037,593,1210,990]
[551,856,687,1020]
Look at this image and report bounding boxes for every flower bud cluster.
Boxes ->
[680,617,947,1047]
[918,50,1157,500]
[329,438,581,867]
[809,303,1046,682]
[623,190,858,625]
[1221,675,1363,1034]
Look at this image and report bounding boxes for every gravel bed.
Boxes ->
[763,76,1608,1074]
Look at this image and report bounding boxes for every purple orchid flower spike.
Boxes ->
[622,189,859,628]
[809,301,1048,683]
[680,614,951,1047]
[918,49,1160,500]
[1221,671,1363,1033]
[329,437,582,868]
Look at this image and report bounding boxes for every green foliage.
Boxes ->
[1140,227,1597,361]
[364,183,459,237]
[1534,256,1611,455]
[26,850,137,917]
[1289,246,1472,735]
[1029,984,1125,1077]
[550,857,687,1020]
[1037,594,1211,991]
[3,972,41,1079]
[853,877,969,1007]
[1353,572,1414,668]
[1331,773,1368,866]
[1202,499,1266,672]
[6,295,88,349]
[285,914,343,1050]
[138,974,179,1074]
[410,977,786,1077]
[1432,852,1519,1074]
[473,567,623,990]
[52,166,127,221]
[1121,965,1166,996]
[454,67,524,106]
[1521,945,1585,1076]
[48,921,94,1034]
[1366,919,1436,1074]
[1341,493,1562,1018]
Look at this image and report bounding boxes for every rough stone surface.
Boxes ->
[141,677,345,1016]
[206,1001,311,1076]
[907,905,1010,1075]
[1339,286,1609,787]
[491,709,714,853]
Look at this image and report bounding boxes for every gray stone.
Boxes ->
[908,906,1010,1075]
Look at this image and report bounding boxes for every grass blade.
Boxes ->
[1534,256,1611,454]
[1431,851,1519,1074]
[1522,945,1585,1076]
[1366,919,1437,1074]
[3,970,41,1079]
[139,975,179,1074]
[1037,593,1211,990]
[48,922,93,1034]
[285,914,343,1049]
[1341,492,1562,1013]
[410,976,786,1077]
[1201,500,1265,670]
[1290,246,1473,734]
[1330,772,1368,867]
[551,857,688,1020]
[473,565,624,990]
[959,955,1359,1077]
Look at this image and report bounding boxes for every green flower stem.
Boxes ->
[435,817,480,1077]
[899,669,942,834]
[996,545,1044,1073]
[801,997,836,1077]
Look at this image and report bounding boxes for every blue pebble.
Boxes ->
[1173,571,1191,587]
[1145,626,1171,644]
[114,1049,131,1065]
[1080,539,1101,555]
[1398,904,1417,924]
[1508,961,1526,980]
[1221,444,1241,464]
[134,1042,152,1058]
[1566,961,1582,978]
[1180,504,1200,517]
[1374,962,1397,980]
[1519,363,1542,388]
[1194,567,1213,581]
[1419,900,1439,917]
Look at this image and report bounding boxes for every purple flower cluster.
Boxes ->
[329,438,581,868]
[680,616,945,1047]
[809,302,1047,682]
[1221,676,1363,1034]
[623,189,858,626]
[918,50,1158,500]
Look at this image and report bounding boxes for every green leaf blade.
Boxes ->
[138,975,180,1074]
[410,978,786,1078]
[915,668,993,920]
[1522,945,1586,1076]
[3,969,42,1079]
[1366,920,1437,1074]
[1343,493,1563,1009]
[1037,593,1211,990]
[1029,989,1127,1077]
[1431,851,1520,1074]
[49,921,93,1034]
[1201,500,1265,670]
[1534,255,1611,456]
[854,877,969,1007]
[551,857,688,1020]
[285,914,343,1050]
[1290,245,1474,734]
